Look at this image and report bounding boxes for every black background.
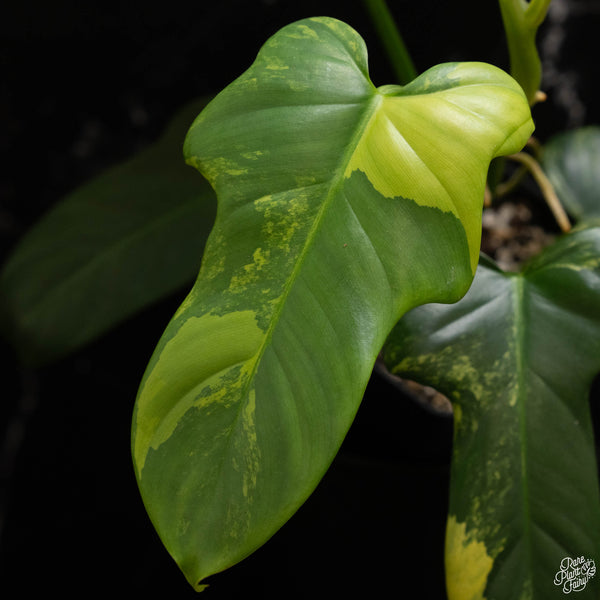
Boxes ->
[1,1,599,597]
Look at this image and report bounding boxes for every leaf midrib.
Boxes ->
[511,274,535,592]
[212,91,384,490]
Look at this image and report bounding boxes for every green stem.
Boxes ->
[525,0,553,28]
[498,0,552,105]
[363,0,418,84]
[507,152,571,232]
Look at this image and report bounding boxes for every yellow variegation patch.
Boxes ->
[345,63,533,273]
[133,309,263,472]
[446,515,494,600]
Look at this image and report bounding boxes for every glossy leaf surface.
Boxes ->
[384,228,600,599]
[542,126,600,223]
[131,17,533,590]
[0,100,216,366]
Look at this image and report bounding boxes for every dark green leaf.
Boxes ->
[384,229,600,599]
[131,17,533,590]
[542,125,600,224]
[0,99,216,365]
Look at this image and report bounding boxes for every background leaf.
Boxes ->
[0,99,216,366]
[131,17,533,590]
[384,228,600,599]
[542,125,600,223]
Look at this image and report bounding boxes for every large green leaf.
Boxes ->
[131,17,533,590]
[542,126,600,224]
[0,99,216,366]
[384,227,600,599]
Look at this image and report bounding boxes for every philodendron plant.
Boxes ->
[2,1,600,598]
[132,16,535,592]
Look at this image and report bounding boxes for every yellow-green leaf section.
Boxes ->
[446,515,494,600]
[131,16,533,591]
[134,310,263,473]
[345,63,534,273]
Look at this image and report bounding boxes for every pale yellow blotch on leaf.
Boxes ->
[223,388,261,543]
[286,22,320,40]
[241,150,265,160]
[241,388,259,499]
[445,515,494,600]
[453,403,463,426]
[200,156,248,182]
[229,247,270,290]
[447,355,486,402]
[264,56,289,71]
[133,310,263,473]
[543,255,600,272]
[254,192,311,253]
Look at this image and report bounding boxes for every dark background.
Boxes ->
[1,1,599,597]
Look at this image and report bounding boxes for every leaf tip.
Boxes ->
[194,581,210,593]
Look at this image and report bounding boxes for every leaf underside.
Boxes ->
[384,228,600,599]
[131,17,533,590]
